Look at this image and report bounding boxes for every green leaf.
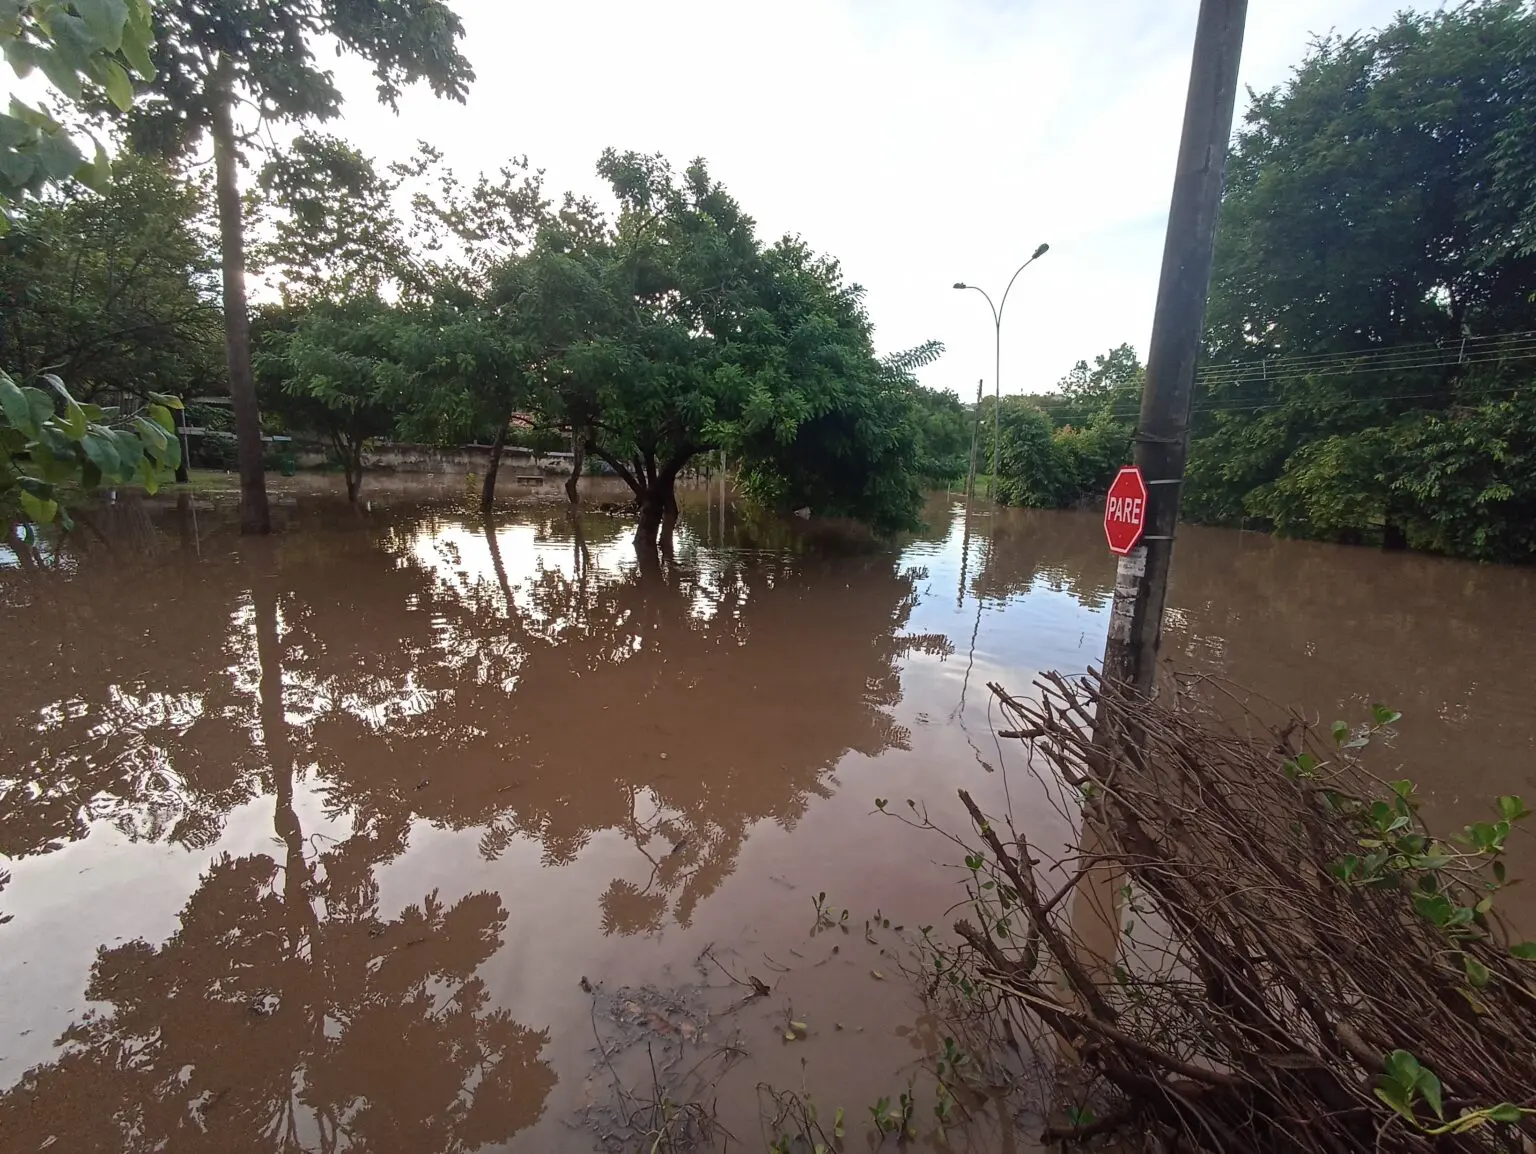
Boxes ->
[1418,1068,1444,1120]
[120,0,155,79]
[99,57,134,112]
[113,426,146,474]
[132,414,167,452]
[18,490,58,523]
[1373,1086,1416,1124]
[146,391,184,410]
[1331,720,1349,745]
[1463,956,1490,989]
[147,403,175,435]
[1508,941,1536,960]
[1371,704,1402,727]
[159,427,182,471]
[0,374,33,432]
[1497,795,1530,822]
[1486,1103,1524,1123]
[24,386,54,434]
[74,0,130,52]
[42,373,76,405]
[80,430,120,476]
[62,401,89,441]
[31,121,85,179]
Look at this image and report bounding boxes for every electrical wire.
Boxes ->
[1064,330,1536,422]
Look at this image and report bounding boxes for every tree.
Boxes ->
[535,150,943,546]
[256,134,553,507]
[1188,1,1536,558]
[909,385,971,487]
[1041,342,1144,430]
[256,131,412,302]
[0,152,223,402]
[124,0,474,534]
[987,345,1140,511]
[993,399,1070,508]
[255,296,404,502]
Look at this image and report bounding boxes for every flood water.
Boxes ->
[2,480,1533,1152]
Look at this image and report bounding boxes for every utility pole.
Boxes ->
[964,378,983,502]
[1100,0,1248,697]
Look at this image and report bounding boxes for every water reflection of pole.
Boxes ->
[956,504,973,610]
[952,526,991,723]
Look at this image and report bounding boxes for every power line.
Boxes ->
[1196,330,1536,387]
[1095,381,1534,423]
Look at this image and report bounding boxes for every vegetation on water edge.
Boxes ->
[1,1,971,542]
[871,674,1536,1152]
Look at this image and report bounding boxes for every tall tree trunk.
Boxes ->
[335,432,363,503]
[211,62,269,535]
[482,420,508,509]
[565,428,584,506]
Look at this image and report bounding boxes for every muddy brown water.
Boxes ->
[2,480,1533,1152]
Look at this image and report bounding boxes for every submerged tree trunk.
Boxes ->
[565,428,585,507]
[587,442,695,551]
[210,60,269,536]
[483,421,509,509]
[332,431,364,503]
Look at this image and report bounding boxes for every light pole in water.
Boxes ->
[953,242,1050,501]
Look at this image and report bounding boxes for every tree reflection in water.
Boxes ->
[0,494,944,1149]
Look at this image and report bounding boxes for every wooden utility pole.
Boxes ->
[1100,0,1248,696]
[964,378,983,502]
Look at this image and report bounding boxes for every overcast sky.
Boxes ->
[325,0,1437,397]
[15,0,1437,397]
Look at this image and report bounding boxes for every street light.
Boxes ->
[954,242,1050,501]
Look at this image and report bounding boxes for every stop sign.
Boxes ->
[1104,465,1149,555]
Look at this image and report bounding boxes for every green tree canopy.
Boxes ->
[0,152,222,402]
[1188,0,1536,559]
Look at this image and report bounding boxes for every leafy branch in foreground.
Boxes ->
[0,0,157,225]
[1,369,181,533]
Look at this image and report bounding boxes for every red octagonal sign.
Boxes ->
[1104,465,1149,556]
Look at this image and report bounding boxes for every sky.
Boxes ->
[320,0,1437,398]
[7,0,1438,398]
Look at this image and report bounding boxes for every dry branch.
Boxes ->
[938,672,1536,1153]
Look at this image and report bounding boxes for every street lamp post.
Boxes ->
[954,242,1050,501]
